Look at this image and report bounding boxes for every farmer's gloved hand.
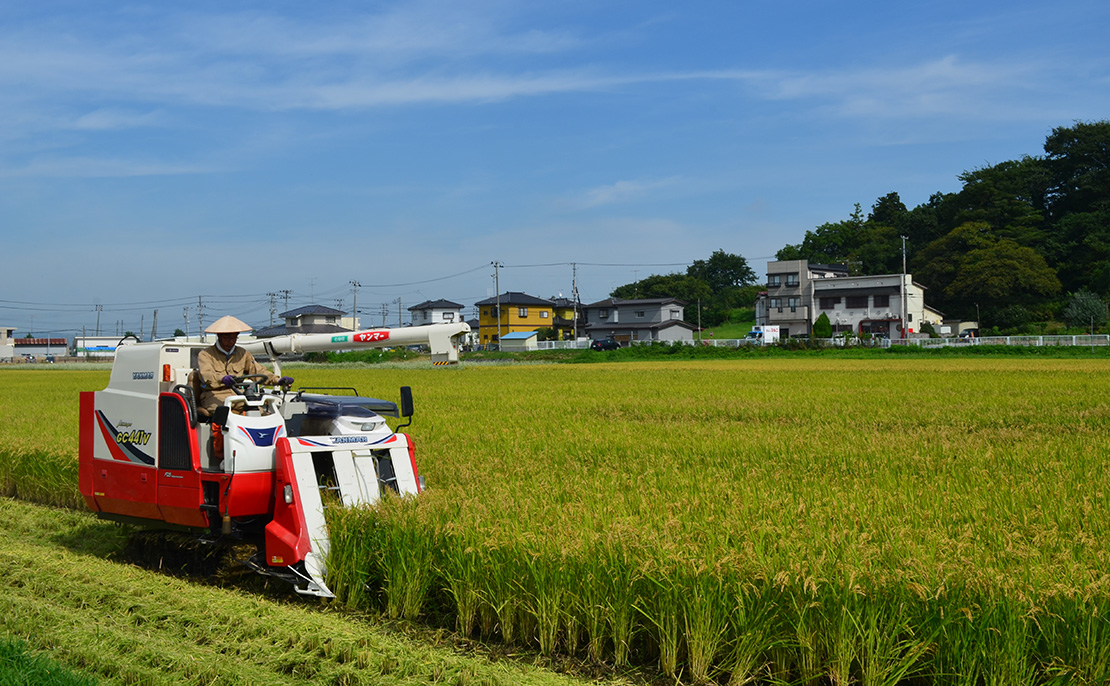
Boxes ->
[221,375,236,387]
[279,376,294,387]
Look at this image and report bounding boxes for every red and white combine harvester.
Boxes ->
[78,322,469,597]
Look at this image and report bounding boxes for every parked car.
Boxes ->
[590,338,620,351]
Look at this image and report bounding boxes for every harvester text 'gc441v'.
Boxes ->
[78,322,469,596]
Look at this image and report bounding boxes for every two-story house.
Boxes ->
[474,292,556,348]
[408,299,465,326]
[582,297,695,345]
[254,305,351,338]
[755,260,943,338]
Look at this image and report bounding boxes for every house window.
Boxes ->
[635,310,645,318]
[442,312,455,322]
[786,274,799,287]
[819,297,840,310]
[326,316,336,324]
[846,296,868,309]
[769,298,782,311]
[874,295,890,308]
[599,309,609,319]
[670,309,680,319]
[768,275,781,287]
[518,307,528,318]
[540,311,549,318]
[788,297,800,312]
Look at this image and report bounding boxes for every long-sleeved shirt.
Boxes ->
[196,343,281,414]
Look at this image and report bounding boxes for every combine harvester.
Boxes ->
[78,322,469,597]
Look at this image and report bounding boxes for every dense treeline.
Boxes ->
[777,120,1110,328]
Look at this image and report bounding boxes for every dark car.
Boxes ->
[590,338,620,351]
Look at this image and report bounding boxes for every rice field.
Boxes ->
[2,358,1109,684]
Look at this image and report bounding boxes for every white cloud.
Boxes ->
[73,108,165,131]
[569,177,683,210]
[0,156,212,179]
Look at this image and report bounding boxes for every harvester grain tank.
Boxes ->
[78,321,469,596]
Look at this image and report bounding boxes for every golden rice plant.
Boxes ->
[7,359,1110,683]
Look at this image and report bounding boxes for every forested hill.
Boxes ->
[776,120,1110,328]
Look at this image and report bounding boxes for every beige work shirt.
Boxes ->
[196,344,281,414]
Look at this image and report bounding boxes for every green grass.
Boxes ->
[0,638,98,686]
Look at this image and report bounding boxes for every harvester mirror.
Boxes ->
[212,405,230,426]
[400,386,414,418]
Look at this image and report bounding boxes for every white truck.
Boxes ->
[744,325,780,345]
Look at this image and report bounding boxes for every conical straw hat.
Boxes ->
[205,315,252,334]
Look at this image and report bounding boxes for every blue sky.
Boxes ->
[2,0,1108,337]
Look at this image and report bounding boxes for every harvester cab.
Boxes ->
[79,322,467,597]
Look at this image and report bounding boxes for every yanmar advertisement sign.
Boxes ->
[354,331,390,343]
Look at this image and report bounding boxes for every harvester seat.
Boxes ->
[188,369,211,422]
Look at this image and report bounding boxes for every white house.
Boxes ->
[408,299,466,326]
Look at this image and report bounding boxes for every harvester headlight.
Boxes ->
[283,484,293,504]
[360,422,377,431]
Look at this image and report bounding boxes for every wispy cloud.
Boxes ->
[761,55,1043,119]
[0,156,213,179]
[570,177,683,210]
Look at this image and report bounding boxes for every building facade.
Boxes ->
[582,298,696,344]
[755,260,942,338]
[408,299,466,326]
[0,326,16,361]
[254,305,350,338]
[474,292,557,347]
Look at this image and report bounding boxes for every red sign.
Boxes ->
[354,331,390,343]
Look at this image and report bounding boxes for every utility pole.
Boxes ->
[95,305,102,336]
[267,292,277,326]
[395,297,403,328]
[492,261,503,348]
[900,235,908,341]
[380,303,388,327]
[572,262,580,342]
[197,296,205,342]
[183,307,190,340]
[151,309,158,341]
[350,280,360,330]
[140,314,145,341]
[280,290,291,312]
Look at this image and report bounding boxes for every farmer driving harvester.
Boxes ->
[195,315,292,464]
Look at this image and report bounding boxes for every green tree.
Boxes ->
[1044,120,1110,219]
[1062,288,1108,330]
[812,312,832,338]
[777,204,866,268]
[944,238,1061,319]
[913,222,1061,320]
[686,249,757,291]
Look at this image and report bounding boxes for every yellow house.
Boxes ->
[474,292,556,347]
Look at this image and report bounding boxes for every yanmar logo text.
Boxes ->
[332,436,368,444]
[354,331,389,343]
